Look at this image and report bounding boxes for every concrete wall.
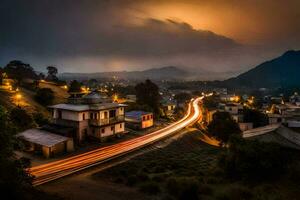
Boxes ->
[53,109,89,121]
[42,146,50,158]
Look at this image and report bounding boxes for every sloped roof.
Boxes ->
[125,111,152,120]
[17,129,70,147]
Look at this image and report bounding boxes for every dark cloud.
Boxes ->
[0,0,299,74]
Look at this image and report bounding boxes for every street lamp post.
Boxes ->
[15,93,22,107]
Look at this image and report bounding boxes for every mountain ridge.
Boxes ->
[223,50,300,88]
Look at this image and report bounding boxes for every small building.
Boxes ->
[125,111,153,130]
[162,101,176,117]
[224,103,244,123]
[17,129,74,158]
[206,109,217,124]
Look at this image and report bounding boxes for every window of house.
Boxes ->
[147,115,150,120]
[150,115,153,119]
[101,128,105,133]
[142,116,146,121]
[109,110,116,118]
[58,110,62,119]
[120,123,122,128]
[90,113,93,119]
[83,113,85,120]
[111,126,114,131]
[104,111,108,119]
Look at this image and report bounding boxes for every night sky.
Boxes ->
[1,0,300,73]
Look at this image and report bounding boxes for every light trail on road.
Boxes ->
[30,96,204,186]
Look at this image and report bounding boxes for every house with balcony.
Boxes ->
[49,92,127,143]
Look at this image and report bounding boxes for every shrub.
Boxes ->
[126,175,137,186]
[10,107,34,131]
[136,172,149,182]
[33,112,49,126]
[165,177,200,200]
[215,185,253,200]
[139,181,161,195]
[35,88,54,106]
[198,183,213,195]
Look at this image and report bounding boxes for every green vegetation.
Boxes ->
[207,111,241,146]
[135,79,161,114]
[3,60,38,86]
[203,95,220,109]
[33,112,50,127]
[94,131,300,200]
[220,136,292,181]
[174,92,192,104]
[35,88,55,106]
[0,106,61,200]
[10,107,35,131]
[46,66,58,81]
[68,80,82,93]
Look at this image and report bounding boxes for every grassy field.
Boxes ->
[93,131,300,200]
[0,81,68,117]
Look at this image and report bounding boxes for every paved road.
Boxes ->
[30,96,204,186]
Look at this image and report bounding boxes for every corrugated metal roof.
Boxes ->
[17,129,70,147]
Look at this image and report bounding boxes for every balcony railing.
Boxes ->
[89,115,124,126]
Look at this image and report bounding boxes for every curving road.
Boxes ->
[30,96,204,186]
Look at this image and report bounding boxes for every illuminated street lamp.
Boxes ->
[15,93,22,107]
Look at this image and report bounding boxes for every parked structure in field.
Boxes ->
[125,111,153,130]
[17,129,74,158]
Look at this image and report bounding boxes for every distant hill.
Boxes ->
[59,66,189,81]
[60,66,234,81]
[224,50,300,88]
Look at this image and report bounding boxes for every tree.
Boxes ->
[174,92,192,104]
[207,111,241,146]
[33,112,49,127]
[35,88,55,106]
[203,95,220,109]
[135,79,161,114]
[10,107,34,131]
[0,67,3,84]
[46,66,58,81]
[38,72,45,80]
[0,106,33,199]
[68,80,82,93]
[243,108,268,128]
[3,60,38,85]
